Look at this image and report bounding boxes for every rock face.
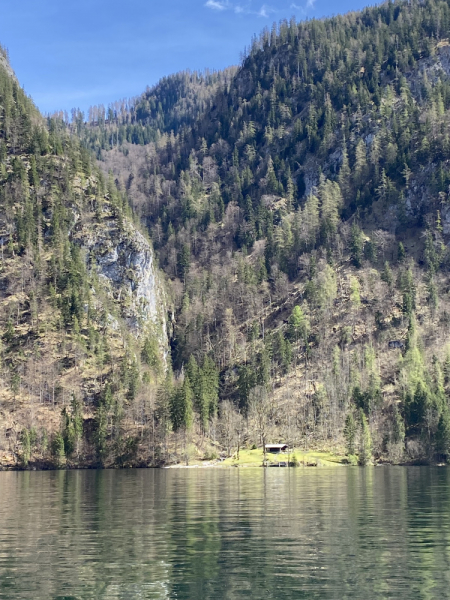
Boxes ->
[97,228,165,331]
[73,205,168,358]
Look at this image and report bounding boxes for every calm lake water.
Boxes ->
[0,467,450,599]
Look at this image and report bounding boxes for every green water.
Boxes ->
[0,468,450,599]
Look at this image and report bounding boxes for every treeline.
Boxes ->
[50,68,238,158]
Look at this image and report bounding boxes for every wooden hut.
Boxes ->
[265,444,288,454]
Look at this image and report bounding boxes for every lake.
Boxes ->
[0,467,449,599]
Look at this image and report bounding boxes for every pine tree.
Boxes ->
[170,377,194,432]
[338,141,351,200]
[358,409,373,466]
[319,179,342,242]
[266,156,279,194]
[51,432,66,468]
[142,334,162,374]
[392,405,405,446]
[381,261,393,287]
[350,223,364,268]
[20,429,32,467]
[353,139,367,186]
[302,194,320,248]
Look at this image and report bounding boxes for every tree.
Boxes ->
[275,330,292,374]
[94,405,108,465]
[248,386,273,462]
[202,355,219,420]
[381,261,393,287]
[288,305,309,343]
[62,394,83,458]
[406,380,430,433]
[20,429,32,467]
[142,334,162,374]
[315,263,337,309]
[170,377,194,432]
[358,409,373,466]
[338,141,351,200]
[392,405,405,445]
[257,347,271,387]
[178,244,191,280]
[301,194,320,248]
[353,139,367,186]
[350,223,364,268]
[319,178,342,241]
[219,401,242,457]
[344,413,357,456]
[51,432,66,468]
[436,408,450,460]
[237,364,256,413]
[186,355,200,398]
[155,370,173,460]
[266,156,279,194]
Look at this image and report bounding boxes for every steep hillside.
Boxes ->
[0,47,168,469]
[87,0,450,465]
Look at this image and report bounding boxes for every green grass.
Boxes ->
[221,448,346,467]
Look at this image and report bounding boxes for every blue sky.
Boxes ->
[1,0,373,116]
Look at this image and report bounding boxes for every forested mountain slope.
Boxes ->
[0,47,168,468]
[66,68,237,158]
[85,0,450,464]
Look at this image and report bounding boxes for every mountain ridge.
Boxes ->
[4,0,450,468]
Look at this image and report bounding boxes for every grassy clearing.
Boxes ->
[221,448,346,467]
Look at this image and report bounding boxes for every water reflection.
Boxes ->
[1,468,450,599]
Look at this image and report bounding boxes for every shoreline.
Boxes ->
[0,447,445,471]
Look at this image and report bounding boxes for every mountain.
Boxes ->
[69,68,237,157]
[80,0,450,465]
[0,46,168,468]
[4,0,450,469]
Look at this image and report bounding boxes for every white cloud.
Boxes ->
[258,5,268,17]
[205,0,228,10]
[257,4,276,17]
[204,0,277,18]
[290,0,316,11]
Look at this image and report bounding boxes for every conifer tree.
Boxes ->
[350,223,364,268]
[358,409,373,466]
[344,413,357,456]
[170,377,194,432]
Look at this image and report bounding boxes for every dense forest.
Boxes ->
[4,0,450,468]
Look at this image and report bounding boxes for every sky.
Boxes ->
[1,0,373,117]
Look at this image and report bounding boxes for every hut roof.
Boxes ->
[265,444,288,449]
